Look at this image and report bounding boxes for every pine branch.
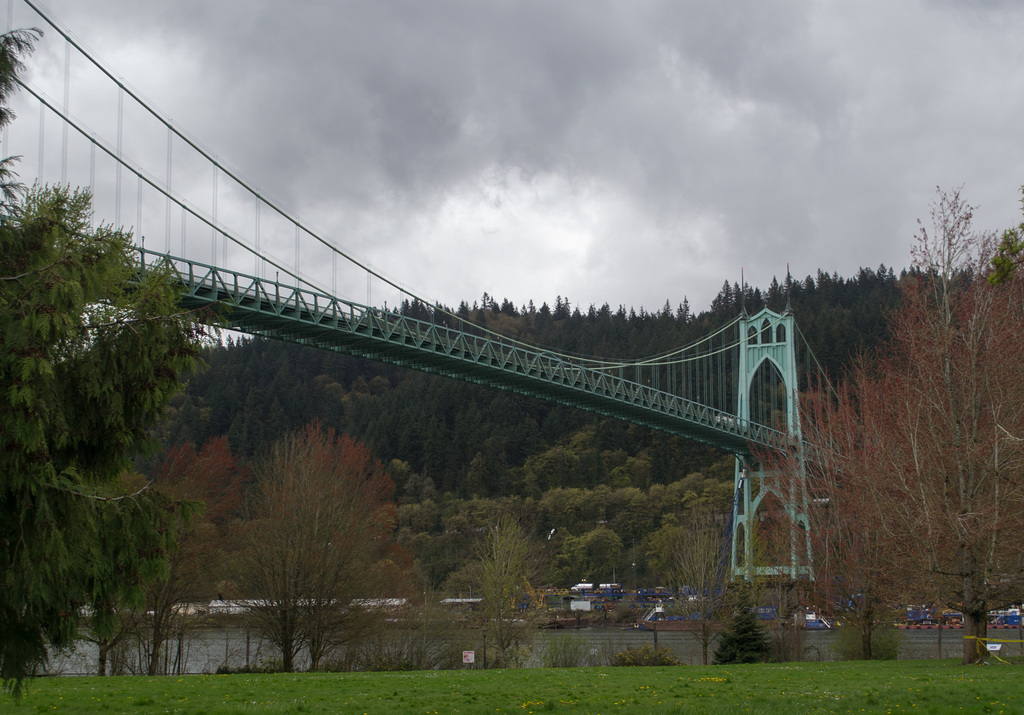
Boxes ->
[49,479,153,503]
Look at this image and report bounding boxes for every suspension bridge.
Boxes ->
[2,0,824,579]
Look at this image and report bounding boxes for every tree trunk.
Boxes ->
[97,642,109,676]
[147,626,163,676]
[962,562,987,664]
[962,609,987,664]
[281,624,296,672]
[860,622,872,660]
[282,617,297,672]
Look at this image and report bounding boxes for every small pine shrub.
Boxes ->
[713,587,772,665]
[610,644,682,667]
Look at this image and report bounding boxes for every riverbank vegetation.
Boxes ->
[0,30,211,692]
[5,14,1024,692]
[90,188,1024,675]
[757,189,1024,663]
[5,659,1022,713]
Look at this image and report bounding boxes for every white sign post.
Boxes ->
[463,650,475,665]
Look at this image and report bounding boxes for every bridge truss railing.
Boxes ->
[10,0,823,582]
[8,0,783,454]
[142,249,788,455]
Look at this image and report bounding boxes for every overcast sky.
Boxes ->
[7,0,1024,314]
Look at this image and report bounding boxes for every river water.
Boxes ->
[45,625,1018,676]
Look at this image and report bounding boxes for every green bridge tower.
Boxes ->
[731,305,812,580]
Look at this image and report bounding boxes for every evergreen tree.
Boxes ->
[713,585,771,664]
[0,29,207,691]
[0,30,37,209]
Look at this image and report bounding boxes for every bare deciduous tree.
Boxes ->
[134,438,249,675]
[773,188,1024,664]
[890,190,1024,663]
[477,513,537,668]
[756,383,907,661]
[649,506,729,664]
[237,423,400,671]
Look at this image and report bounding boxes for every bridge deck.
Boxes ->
[146,252,784,456]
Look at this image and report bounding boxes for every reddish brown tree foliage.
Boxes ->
[155,436,250,530]
[136,438,249,675]
[766,189,1024,664]
[237,422,407,671]
[775,383,907,660]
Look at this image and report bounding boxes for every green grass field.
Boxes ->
[4,659,1020,714]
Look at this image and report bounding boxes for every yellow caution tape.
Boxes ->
[963,635,1018,664]
[963,635,1024,644]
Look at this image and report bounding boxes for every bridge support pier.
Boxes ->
[730,307,812,580]
[731,458,811,580]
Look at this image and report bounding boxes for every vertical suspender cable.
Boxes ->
[165,126,172,253]
[690,346,696,405]
[717,333,723,411]
[713,334,718,411]
[670,350,675,397]
[719,330,724,413]
[61,39,69,184]
[37,100,43,179]
[88,142,95,228]
[254,197,260,277]
[730,323,735,415]
[721,332,726,412]
[705,341,711,407]
[700,342,705,407]
[727,326,732,414]
[211,164,218,265]
[720,332,725,411]
[115,85,123,227]
[694,343,700,406]
[689,344,694,403]
[136,175,141,246]
[24,0,433,316]
[691,341,697,410]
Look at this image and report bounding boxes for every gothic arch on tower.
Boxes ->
[731,306,811,580]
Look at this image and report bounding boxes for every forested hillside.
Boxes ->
[147,265,902,589]
[152,265,900,491]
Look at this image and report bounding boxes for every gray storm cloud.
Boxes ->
[8,0,1024,312]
